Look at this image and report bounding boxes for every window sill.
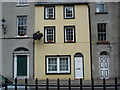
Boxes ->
[16,4,29,7]
[64,17,75,19]
[95,12,108,14]
[44,42,55,44]
[44,18,55,20]
[46,73,70,75]
[64,40,76,43]
[15,35,28,38]
[97,41,110,44]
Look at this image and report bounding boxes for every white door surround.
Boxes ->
[14,54,29,79]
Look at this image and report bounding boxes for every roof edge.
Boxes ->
[35,2,89,6]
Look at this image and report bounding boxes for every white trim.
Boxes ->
[15,35,28,37]
[45,27,55,42]
[17,16,27,36]
[14,54,29,79]
[45,7,54,19]
[64,6,74,18]
[46,56,70,74]
[65,27,75,42]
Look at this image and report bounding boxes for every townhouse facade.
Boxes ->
[89,2,119,79]
[1,1,35,79]
[0,0,119,80]
[34,2,91,80]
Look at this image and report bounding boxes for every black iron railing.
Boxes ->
[2,78,120,90]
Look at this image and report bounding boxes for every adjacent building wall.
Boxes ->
[0,1,2,75]
[2,2,35,79]
[90,2,119,79]
[118,1,120,78]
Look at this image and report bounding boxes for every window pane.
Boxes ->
[17,16,27,36]
[18,0,28,5]
[45,27,54,42]
[65,6,74,18]
[65,27,74,42]
[47,56,70,73]
[96,3,106,12]
[48,58,57,71]
[45,7,54,19]
[97,23,107,41]
[59,57,68,71]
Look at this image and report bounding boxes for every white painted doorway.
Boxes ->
[13,47,30,79]
[14,54,29,79]
[74,53,84,79]
[99,55,109,79]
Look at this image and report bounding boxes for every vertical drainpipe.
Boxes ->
[33,40,35,79]
[88,3,93,79]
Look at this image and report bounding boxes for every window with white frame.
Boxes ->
[64,26,75,43]
[18,0,28,5]
[17,16,27,36]
[96,3,106,13]
[97,23,107,41]
[45,6,55,19]
[64,6,74,19]
[46,56,70,74]
[45,27,55,43]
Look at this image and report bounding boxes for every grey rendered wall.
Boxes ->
[118,1,120,78]
[90,2,119,79]
[0,1,2,75]
[2,2,35,79]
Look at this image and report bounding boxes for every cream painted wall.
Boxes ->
[35,4,91,80]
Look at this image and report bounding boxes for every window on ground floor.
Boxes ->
[46,55,70,74]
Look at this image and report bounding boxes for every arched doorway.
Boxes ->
[74,53,84,79]
[99,51,109,79]
[13,47,29,79]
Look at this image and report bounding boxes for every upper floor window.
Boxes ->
[44,27,55,43]
[45,6,55,19]
[97,23,107,41]
[17,16,27,36]
[96,3,107,13]
[18,0,28,5]
[64,6,74,19]
[46,55,70,74]
[64,26,75,43]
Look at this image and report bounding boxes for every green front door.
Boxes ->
[17,55,27,76]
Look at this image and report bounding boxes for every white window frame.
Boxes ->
[18,0,28,6]
[64,26,75,42]
[64,6,74,19]
[45,27,55,43]
[46,56,70,74]
[45,7,55,19]
[97,23,107,41]
[17,16,27,37]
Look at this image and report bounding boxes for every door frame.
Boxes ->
[14,54,29,79]
[74,55,84,79]
[99,55,109,79]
